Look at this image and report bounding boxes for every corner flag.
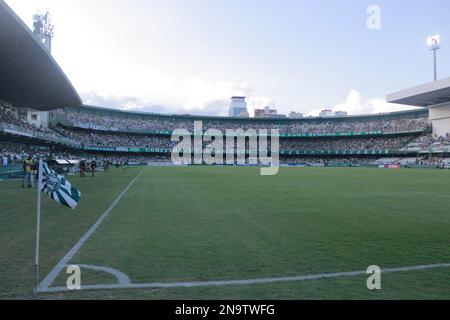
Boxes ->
[39,161,81,209]
[35,160,82,291]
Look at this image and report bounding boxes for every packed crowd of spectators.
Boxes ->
[401,134,450,152]
[416,156,450,168]
[0,142,99,165]
[1,104,445,166]
[3,140,449,170]
[280,157,375,165]
[0,141,172,165]
[0,143,52,165]
[280,136,415,151]
[0,141,174,166]
[56,126,175,149]
[1,103,80,146]
[431,135,450,149]
[1,103,431,152]
[55,109,430,135]
[56,126,415,152]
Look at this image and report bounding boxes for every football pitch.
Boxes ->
[1,166,450,299]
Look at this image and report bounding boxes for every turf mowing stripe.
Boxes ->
[38,169,146,290]
[39,262,450,293]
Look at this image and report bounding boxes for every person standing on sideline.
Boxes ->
[104,159,110,173]
[91,158,97,177]
[22,156,34,188]
[79,158,86,177]
[2,154,8,166]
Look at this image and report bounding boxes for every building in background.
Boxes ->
[255,106,278,118]
[289,111,304,119]
[334,111,348,117]
[319,109,333,117]
[387,76,450,137]
[229,97,248,117]
[239,110,250,118]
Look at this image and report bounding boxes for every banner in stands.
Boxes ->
[2,128,33,137]
[379,164,401,169]
[84,146,396,155]
[67,123,425,138]
[280,150,394,155]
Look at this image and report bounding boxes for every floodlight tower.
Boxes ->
[427,35,441,81]
[33,9,54,53]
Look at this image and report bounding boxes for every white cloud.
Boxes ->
[308,89,421,117]
[80,78,274,117]
[83,88,418,119]
[181,78,250,114]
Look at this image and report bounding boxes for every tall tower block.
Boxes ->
[229,97,248,117]
[33,10,54,53]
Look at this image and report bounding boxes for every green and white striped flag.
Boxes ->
[39,161,81,209]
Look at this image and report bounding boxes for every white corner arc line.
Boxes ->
[39,169,145,290]
[38,262,450,294]
[74,264,131,285]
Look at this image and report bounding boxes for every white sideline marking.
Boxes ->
[38,169,145,290]
[38,262,450,293]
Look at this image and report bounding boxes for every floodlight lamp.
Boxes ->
[427,35,441,50]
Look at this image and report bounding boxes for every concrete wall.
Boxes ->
[429,102,450,137]
[27,111,49,129]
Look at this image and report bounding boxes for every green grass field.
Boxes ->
[1,166,450,300]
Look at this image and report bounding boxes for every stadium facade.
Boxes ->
[388,76,450,137]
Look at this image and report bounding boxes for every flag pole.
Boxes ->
[34,159,43,293]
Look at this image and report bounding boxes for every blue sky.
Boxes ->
[5,0,450,116]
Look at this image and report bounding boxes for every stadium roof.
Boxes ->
[387,77,450,107]
[0,0,81,110]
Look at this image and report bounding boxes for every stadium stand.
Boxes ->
[3,100,448,171]
[1,101,80,147]
[54,107,430,135]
